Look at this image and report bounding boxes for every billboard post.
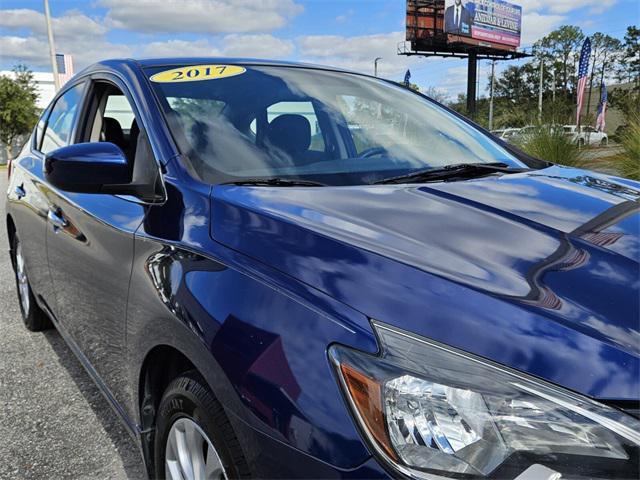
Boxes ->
[467,51,477,116]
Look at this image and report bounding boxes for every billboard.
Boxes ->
[444,0,522,47]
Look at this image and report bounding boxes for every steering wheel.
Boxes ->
[358,147,388,158]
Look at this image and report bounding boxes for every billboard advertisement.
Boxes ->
[444,0,522,47]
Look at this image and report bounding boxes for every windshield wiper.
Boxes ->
[373,162,530,185]
[222,177,327,187]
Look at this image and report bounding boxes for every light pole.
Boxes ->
[538,56,544,124]
[44,0,60,92]
[374,57,382,77]
[488,60,496,131]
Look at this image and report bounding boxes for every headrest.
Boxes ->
[130,119,139,142]
[265,114,311,155]
[102,117,125,150]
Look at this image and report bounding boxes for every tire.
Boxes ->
[600,138,608,147]
[154,371,250,480]
[11,235,52,332]
[578,138,585,148]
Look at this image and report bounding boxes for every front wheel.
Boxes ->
[600,137,608,147]
[154,372,250,480]
[11,235,51,331]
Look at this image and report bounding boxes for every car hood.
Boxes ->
[210,166,640,400]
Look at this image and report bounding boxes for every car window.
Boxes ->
[147,65,525,185]
[270,101,325,152]
[40,83,85,155]
[104,95,136,132]
[168,97,226,122]
[249,101,326,152]
[83,83,153,168]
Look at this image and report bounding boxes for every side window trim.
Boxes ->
[32,105,51,153]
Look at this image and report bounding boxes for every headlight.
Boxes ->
[329,321,639,479]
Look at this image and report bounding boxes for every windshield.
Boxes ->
[146,64,526,185]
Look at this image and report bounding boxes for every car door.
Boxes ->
[6,101,63,312]
[45,74,157,411]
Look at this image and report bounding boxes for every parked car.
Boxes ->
[563,124,609,146]
[6,58,639,480]
[490,127,520,141]
[509,125,542,144]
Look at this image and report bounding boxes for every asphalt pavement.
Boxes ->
[0,172,146,479]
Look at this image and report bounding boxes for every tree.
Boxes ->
[586,33,623,115]
[422,86,448,104]
[395,81,420,92]
[617,26,640,86]
[0,65,39,161]
[494,64,537,104]
[609,87,640,123]
[536,26,584,94]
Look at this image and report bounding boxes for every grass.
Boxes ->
[580,155,621,177]
[516,126,585,167]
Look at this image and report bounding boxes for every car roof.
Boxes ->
[83,57,358,76]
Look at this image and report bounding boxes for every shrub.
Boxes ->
[516,126,584,167]
[616,121,640,180]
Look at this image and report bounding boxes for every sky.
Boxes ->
[0,0,635,100]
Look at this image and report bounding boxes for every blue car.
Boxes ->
[6,58,639,480]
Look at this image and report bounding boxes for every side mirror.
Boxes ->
[44,142,132,194]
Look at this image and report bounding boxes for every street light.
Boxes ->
[374,57,382,77]
[43,0,60,92]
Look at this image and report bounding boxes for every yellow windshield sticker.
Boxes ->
[150,65,246,83]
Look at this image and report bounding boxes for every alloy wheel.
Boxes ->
[15,243,30,315]
[165,417,228,480]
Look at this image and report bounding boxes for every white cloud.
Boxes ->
[100,0,303,34]
[520,12,566,46]
[336,9,355,24]
[0,34,131,70]
[140,39,222,58]
[138,35,294,60]
[0,8,107,41]
[297,31,426,77]
[0,36,51,67]
[517,0,616,14]
[222,34,294,58]
[0,8,131,69]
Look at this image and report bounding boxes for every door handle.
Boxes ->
[47,208,68,230]
[15,184,26,199]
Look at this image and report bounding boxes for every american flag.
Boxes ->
[55,53,74,86]
[595,83,608,132]
[576,37,591,125]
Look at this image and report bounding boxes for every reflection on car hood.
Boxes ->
[211,166,640,400]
